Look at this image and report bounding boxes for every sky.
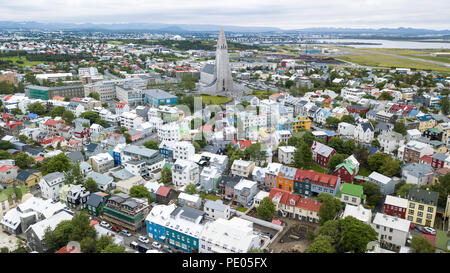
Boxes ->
[1,0,450,30]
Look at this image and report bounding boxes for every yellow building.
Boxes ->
[417,115,436,133]
[292,115,311,131]
[0,186,32,219]
[406,187,438,227]
[15,169,42,188]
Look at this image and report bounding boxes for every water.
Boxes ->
[308,39,450,49]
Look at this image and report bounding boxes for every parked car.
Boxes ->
[415,225,424,233]
[407,234,413,244]
[100,221,110,228]
[111,225,120,232]
[138,235,149,244]
[152,242,162,249]
[423,227,436,235]
[163,245,173,253]
[121,229,132,237]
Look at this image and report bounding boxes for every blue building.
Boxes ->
[143,89,178,107]
[158,141,175,161]
[146,204,205,253]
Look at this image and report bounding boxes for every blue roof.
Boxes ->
[417,114,435,122]
[27,113,38,119]
[408,109,420,117]
[324,130,337,136]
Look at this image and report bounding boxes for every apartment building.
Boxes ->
[172,159,200,188]
[230,160,255,178]
[406,187,438,227]
[371,213,410,252]
[89,153,114,174]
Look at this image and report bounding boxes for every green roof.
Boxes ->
[338,183,364,199]
[0,185,29,202]
[335,161,355,174]
[428,128,442,134]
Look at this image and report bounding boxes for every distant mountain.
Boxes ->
[0,21,448,35]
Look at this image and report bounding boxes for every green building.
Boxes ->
[26,85,84,100]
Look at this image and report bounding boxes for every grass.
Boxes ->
[358,166,372,177]
[0,185,29,202]
[309,164,329,174]
[107,41,123,45]
[199,193,221,201]
[0,56,45,67]
[237,207,248,213]
[251,89,275,100]
[435,229,450,250]
[200,95,232,105]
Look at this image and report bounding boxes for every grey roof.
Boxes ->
[85,172,113,186]
[403,163,433,178]
[123,199,139,208]
[110,168,135,180]
[86,143,99,152]
[407,187,438,206]
[279,165,297,180]
[16,169,40,182]
[360,122,374,132]
[220,175,241,187]
[202,63,215,75]
[86,193,103,208]
[432,153,448,161]
[171,206,205,221]
[67,151,83,162]
[144,89,177,99]
[43,172,64,181]
[204,199,228,211]
[375,122,394,131]
[123,145,158,158]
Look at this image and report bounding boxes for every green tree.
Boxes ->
[342,139,356,155]
[11,108,23,115]
[96,235,114,253]
[378,92,394,101]
[161,166,172,184]
[430,173,450,207]
[305,235,336,253]
[397,183,417,198]
[28,102,46,115]
[245,143,266,165]
[80,111,100,124]
[80,237,96,253]
[50,106,65,118]
[360,182,381,207]
[257,197,276,221]
[326,116,340,129]
[19,134,28,143]
[341,115,356,124]
[84,178,99,193]
[193,141,201,153]
[0,140,13,150]
[184,184,198,195]
[327,154,346,171]
[410,235,435,253]
[0,150,11,160]
[41,153,72,174]
[393,120,407,136]
[101,243,127,253]
[129,185,150,198]
[88,92,100,100]
[143,140,158,150]
[317,193,342,225]
[13,152,34,169]
[62,110,75,124]
[441,96,450,115]
[339,216,377,253]
[367,153,390,172]
[328,138,344,154]
[300,131,315,147]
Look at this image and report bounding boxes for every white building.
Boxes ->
[172,159,200,187]
[39,172,65,200]
[371,213,411,251]
[378,131,405,155]
[354,122,375,143]
[89,152,114,174]
[203,199,231,220]
[338,122,356,137]
[120,111,143,130]
[341,87,366,102]
[173,141,195,161]
[198,217,261,253]
[200,166,221,193]
[254,190,270,207]
[158,122,180,142]
[368,171,397,195]
[278,146,296,165]
[342,204,372,224]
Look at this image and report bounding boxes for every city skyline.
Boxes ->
[2,0,450,30]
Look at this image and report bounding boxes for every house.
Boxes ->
[311,141,336,168]
[276,165,297,192]
[143,89,178,107]
[337,183,366,206]
[219,176,241,200]
[173,141,195,161]
[333,156,359,183]
[378,131,405,155]
[198,217,261,253]
[172,159,200,188]
[234,179,258,207]
[278,146,296,165]
[85,142,103,158]
[146,205,204,253]
[0,165,19,184]
[144,181,162,200]
[431,153,448,169]
[0,186,32,221]
[86,192,110,216]
[155,186,177,205]
[400,141,434,164]
[342,204,372,224]
[354,122,375,144]
[15,169,41,189]
[85,172,115,192]
[401,163,433,186]
[269,188,322,223]
[368,171,397,195]
[102,193,149,232]
[200,166,221,193]
[293,169,341,196]
[406,129,422,141]
[417,114,436,133]
[203,199,231,220]
[39,172,65,200]
[231,160,255,178]
[177,192,202,209]
[252,166,266,185]
[384,195,408,219]
[25,211,73,252]
[115,175,145,194]
[89,152,114,173]
[371,212,411,252]
[338,122,356,137]
[66,185,90,209]
[406,187,438,227]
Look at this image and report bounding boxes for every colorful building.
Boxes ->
[292,169,341,196]
[15,169,42,188]
[276,165,297,192]
[384,195,408,219]
[269,188,322,223]
[406,187,438,227]
[336,183,366,206]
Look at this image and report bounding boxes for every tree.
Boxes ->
[257,197,276,221]
[287,136,301,147]
[393,120,407,136]
[327,154,346,171]
[342,139,355,155]
[96,235,114,253]
[328,138,344,154]
[397,183,417,198]
[360,182,381,207]
[184,184,198,195]
[368,153,390,172]
[378,92,394,101]
[430,173,450,207]
[19,134,28,143]
[101,243,127,253]
[0,150,11,160]
[161,166,172,184]
[84,178,99,193]
[11,108,23,115]
[129,185,150,198]
[28,102,46,115]
[410,235,435,253]
[41,153,72,174]
[326,116,340,129]
[441,96,450,115]
[193,141,201,153]
[143,140,158,150]
[62,110,75,124]
[339,216,377,253]
[317,193,341,225]
[80,111,100,124]
[13,152,34,169]
[50,106,65,118]
[305,235,336,253]
[0,140,13,150]
[80,237,96,253]
[341,115,356,124]
[88,92,100,100]
[244,143,266,165]
[124,132,131,144]
[300,131,315,147]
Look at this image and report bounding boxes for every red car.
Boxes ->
[111,225,120,232]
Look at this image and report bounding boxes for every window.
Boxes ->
[408,209,414,215]
[409,203,415,209]
[418,205,424,211]
[389,228,393,233]
[388,236,392,241]
[417,212,423,217]
[417,218,422,223]
[344,196,349,201]
[352,197,357,203]
[408,216,413,221]
[427,207,434,213]
[426,213,432,219]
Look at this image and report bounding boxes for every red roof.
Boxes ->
[201,125,213,131]
[3,95,12,101]
[156,186,171,197]
[239,140,253,149]
[294,169,339,188]
[419,155,432,164]
[269,188,322,212]
[56,245,79,253]
[0,165,18,172]
[89,220,99,227]
[45,119,62,126]
[34,157,45,162]
[272,219,282,225]
[71,97,83,102]
[116,102,128,108]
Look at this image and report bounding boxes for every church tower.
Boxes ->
[214,28,233,92]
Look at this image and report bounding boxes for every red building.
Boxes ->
[383,195,408,219]
[333,162,357,183]
[431,153,447,169]
[311,141,336,168]
[346,105,369,114]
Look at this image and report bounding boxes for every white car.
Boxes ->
[100,221,110,228]
[152,242,162,249]
[138,236,149,244]
[121,230,132,237]
[423,227,436,235]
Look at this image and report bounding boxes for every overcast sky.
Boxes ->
[2,0,450,30]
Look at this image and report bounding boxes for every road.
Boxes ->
[132,131,158,145]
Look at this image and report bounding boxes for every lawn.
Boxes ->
[251,89,275,100]
[199,193,221,201]
[107,41,123,45]
[309,164,329,174]
[200,95,232,105]
[237,207,248,213]
[358,166,372,177]
[0,56,45,68]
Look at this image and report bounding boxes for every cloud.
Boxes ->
[1,0,449,29]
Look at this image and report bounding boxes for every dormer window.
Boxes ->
[290,199,295,206]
